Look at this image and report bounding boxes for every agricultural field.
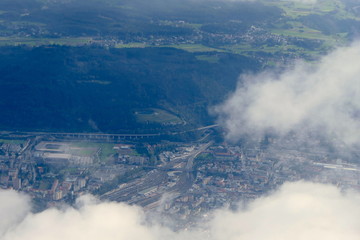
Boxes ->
[263,0,351,18]
[0,0,357,133]
[271,28,338,42]
[161,44,225,53]
[115,43,147,48]
[223,43,302,54]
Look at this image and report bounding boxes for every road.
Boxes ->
[101,141,213,209]
[185,141,213,170]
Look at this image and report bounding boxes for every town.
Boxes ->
[1,130,359,227]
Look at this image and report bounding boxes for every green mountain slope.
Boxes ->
[0,46,259,132]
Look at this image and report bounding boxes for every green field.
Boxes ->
[71,142,116,162]
[271,28,330,40]
[266,0,360,20]
[221,42,324,60]
[271,28,346,48]
[115,43,147,48]
[195,54,220,63]
[38,180,52,190]
[116,43,226,53]
[222,43,294,54]
[69,147,97,156]
[135,108,183,125]
[162,44,225,53]
[263,0,347,18]
[0,139,25,145]
[269,19,347,50]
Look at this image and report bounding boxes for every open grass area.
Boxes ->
[222,43,322,59]
[71,142,116,162]
[0,139,25,145]
[135,108,183,125]
[271,28,330,40]
[69,147,97,156]
[270,20,346,46]
[221,43,293,54]
[116,43,225,53]
[185,23,203,30]
[162,44,225,53]
[195,54,220,63]
[271,28,346,47]
[263,0,355,19]
[99,144,117,162]
[115,43,147,48]
[263,0,314,18]
[221,43,259,54]
[39,180,52,190]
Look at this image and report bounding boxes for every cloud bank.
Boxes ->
[0,190,30,237]
[287,0,317,4]
[1,182,360,240]
[223,0,318,4]
[210,182,360,240]
[215,41,360,146]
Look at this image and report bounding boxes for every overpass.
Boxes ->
[12,124,220,141]
[28,132,161,140]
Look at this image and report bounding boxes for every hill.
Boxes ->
[0,0,359,133]
[0,45,259,132]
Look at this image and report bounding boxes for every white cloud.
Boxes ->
[1,194,168,240]
[286,0,317,4]
[1,182,360,240]
[222,0,318,4]
[0,190,30,237]
[210,182,360,240]
[215,41,360,146]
